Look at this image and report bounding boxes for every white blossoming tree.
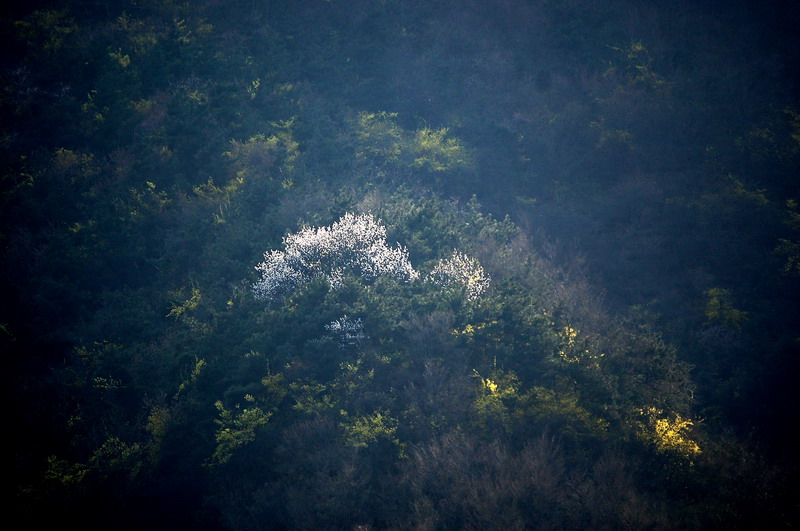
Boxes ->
[428,251,491,301]
[323,315,366,346]
[253,213,418,300]
[253,213,491,304]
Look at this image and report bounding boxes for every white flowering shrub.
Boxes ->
[253,213,418,300]
[323,315,366,346]
[428,251,490,301]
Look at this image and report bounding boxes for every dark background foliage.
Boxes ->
[2,0,798,528]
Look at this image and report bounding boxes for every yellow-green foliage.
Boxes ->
[192,176,245,223]
[44,456,88,488]
[335,358,375,398]
[90,436,144,480]
[776,199,800,275]
[786,107,800,151]
[475,369,519,399]
[410,127,471,172]
[637,406,701,458]
[452,320,498,341]
[355,111,472,172]
[606,41,671,92]
[116,13,160,56]
[341,411,399,448]
[471,370,519,434]
[147,406,172,441]
[167,286,202,319]
[356,111,404,164]
[520,386,609,440]
[556,325,604,367]
[225,126,299,179]
[261,372,288,404]
[175,358,206,398]
[129,180,171,217]
[704,288,748,329]
[14,9,77,54]
[108,48,130,68]
[289,380,336,415]
[727,174,769,206]
[210,401,271,465]
[146,405,172,462]
[166,286,210,334]
[591,121,633,149]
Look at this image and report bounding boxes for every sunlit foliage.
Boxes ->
[355,111,472,173]
[555,325,605,369]
[210,401,271,466]
[341,411,400,449]
[637,406,701,459]
[704,288,748,329]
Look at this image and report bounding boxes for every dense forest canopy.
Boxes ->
[2,0,798,528]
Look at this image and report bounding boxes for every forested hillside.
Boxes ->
[2,0,798,529]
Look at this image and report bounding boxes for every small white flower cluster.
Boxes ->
[323,315,366,346]
[428,251,491,301]
[253,213,418,300]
